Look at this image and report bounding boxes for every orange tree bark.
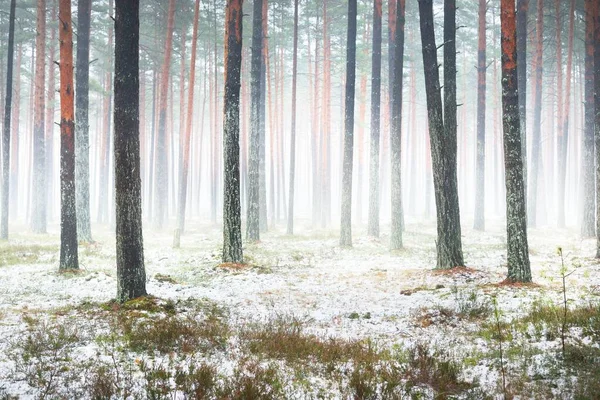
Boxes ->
[114,0,146,302]
[222,0,244,263]
[58,0,79,270]
[501,0,531,282]
[516,0,528,192]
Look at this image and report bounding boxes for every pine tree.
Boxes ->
[58,0,79,270]
[114,0,146,302]
[501,0,531,282]
[286,0,298,235]
[75,0,92,242]
[474,0,487,231]
[340,0,357,247]
[222,0,244,264]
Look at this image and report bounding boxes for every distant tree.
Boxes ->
[246,0,263,242]
[154,0,176,229]
[75,0,92,242]
[1,0,16,240]
[527,0,544,227]
[32,0,47,234]
[176,0,201,236]
[114,0,146,302]
[340,0,357,247]
[367,0,382,238]
[390,0,406,250]
[286,0,298,235]
[418,0,464,268]
[500,0,531,282]
[473,0,486,231]
[58,0,79,270]
[222,0,244,264]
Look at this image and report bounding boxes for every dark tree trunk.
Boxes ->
[501,0,531,282]
[582,0,596,237]
[154,0,176,229]
[286,0,298,235]
[114,0,146,302]
[527,0,544,227]
[418,0,464,268]
[390,0,405,250]
[516,0,528,193]
[32,0,47,233]
[222,0,244,264]
[474,0,486,231]
[246,0,263,242]
[367,0,382,238]
[75,0,92,242]
[58,0,79,270]
[1,0,16,239]
[176,0,200,236]
[340,0,357,247]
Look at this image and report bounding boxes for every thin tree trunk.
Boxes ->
[286,0,298,235]
[246,0,263,241]
[32,0,47,233]
[222,0,243,264]
[582,0,596,237]
[501,0,531,282]
[9,44,20,221]
[176,0,200,236]
[528,0,544,227]
[474,0,486,231]
[46,0,56,220]
[114,0,146,302]
[154,0,176,229]
[340,0,357,247]
[367,0,382,237]
[390,0,406,250]
[75,0,92,242]
[1,0,15,239]
[58,0,79,270]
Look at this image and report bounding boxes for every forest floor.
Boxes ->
[0,218,599,399]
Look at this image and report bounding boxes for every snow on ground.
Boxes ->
[0,217,599,399]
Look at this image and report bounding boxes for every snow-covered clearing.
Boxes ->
[0,218,599,399]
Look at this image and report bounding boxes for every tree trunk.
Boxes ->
[501,0,531,282]
[1,0,15,239]
[246,0,263,242]
[46,0,56,221]
[9,44,20,220]
[340,0,357,247]
[595,1,600,256]
[154,0,176,229]
[582,0,596,237]
[114,0,146,302]
[390,0,406,250]
[32,0,47,233]
[367,0,382,238]
[58,0,79,270]
[527,0,544,227]
[259,0,268,232]
[176,0,200,236]
[516,0,528,194]
[75,0,92,242]
[558,0,574,228]
[474,0,486,231]
[286,0,298,235]
[418,0,464,268]
[222,0,244,264]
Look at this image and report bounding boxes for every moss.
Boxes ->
[0,244,57,266]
